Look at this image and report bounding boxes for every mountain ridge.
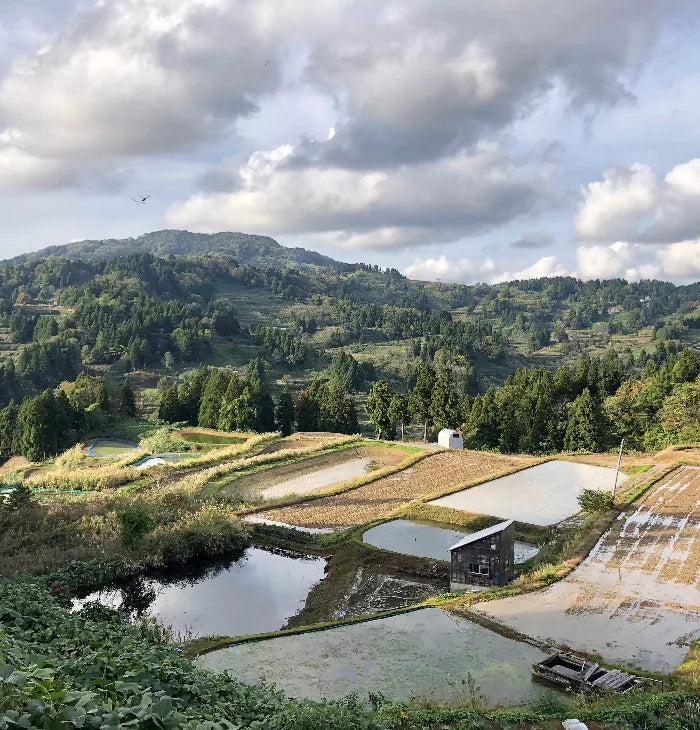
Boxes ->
[7,229,345,270]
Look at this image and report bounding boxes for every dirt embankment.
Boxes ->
[259,449,530,528]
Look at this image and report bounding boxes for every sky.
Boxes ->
[0,0,699,285]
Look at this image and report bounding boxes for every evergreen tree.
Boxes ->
[409,363,436,441]
[158,386,181,423]
[275,386,295,436]
[318,383,358,434]
[198,370,229,428]
[97,382,112,413]
[564,388,603,452]
[217,373,243,431]
[430,367,459,431]
[388,393,411,441]
[0,401,18,461]
[365,380,396,439]
[120,378,137,417]
[233,386,257,431]
[295,390,319,431]
[18,390,57,461]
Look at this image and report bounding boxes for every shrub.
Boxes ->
[140,427,190,455]
[117,503,156,549]
[578,488,614,513]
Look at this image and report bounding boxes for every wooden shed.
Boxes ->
[437,429,463,449]
[449,520,514,590]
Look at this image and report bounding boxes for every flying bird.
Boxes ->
[131,194,150,205]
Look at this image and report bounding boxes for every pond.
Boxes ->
[179,430,246,445]
[73,548,326,638]
[197,607,556,706]
[259,457,373,499]
[363,519,539,563]
[133,453,193,469]
[428,460,628,526]
[88,438,142,457]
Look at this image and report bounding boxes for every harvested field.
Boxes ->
[473,465,700,672]
[220,445,407,501]
[257,433,351,456]
[257,450,530,529]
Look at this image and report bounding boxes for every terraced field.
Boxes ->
[474,465,700,672]
[256,450,532,528]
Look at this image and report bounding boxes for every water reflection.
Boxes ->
[74,548,327,638]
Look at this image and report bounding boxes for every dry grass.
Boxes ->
[257,449,532,528]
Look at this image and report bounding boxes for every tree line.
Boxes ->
[0,373,136,462]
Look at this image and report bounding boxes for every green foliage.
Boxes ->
[578,488,615,513]
[276,385,296,436]
[117,502,156,549]
[0,579,384,729]
[365,380,396,439]
[140,427,190,455]
[564,388,605,452]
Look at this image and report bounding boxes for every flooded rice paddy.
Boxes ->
[429,460,628,525]
[197,608,554,705]
[475,466,700,672]
[133,453,193,469]
[259,457,373,499]
[88,438,142,457]
[363,519,539,563]
[74,548,326,638]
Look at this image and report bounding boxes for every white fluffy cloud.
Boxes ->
[656,239,700,278]
[404,253,570,284]
[167,143,547,246]
[576,158,700,244]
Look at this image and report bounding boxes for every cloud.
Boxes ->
[510,232,554,249]
[0,0,684,184]
[575,158,700,243]
[404,253,570,284]
[656,239,700,279]
[167,143,547,247]
[0,143,73,189]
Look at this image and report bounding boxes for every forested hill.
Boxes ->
[8,229,342,271]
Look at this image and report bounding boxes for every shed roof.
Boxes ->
[438,428,461,436]
[449,519,514,551]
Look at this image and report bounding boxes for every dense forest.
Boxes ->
[0,234,697,459]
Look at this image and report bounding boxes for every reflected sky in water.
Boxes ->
[74,548,326,638]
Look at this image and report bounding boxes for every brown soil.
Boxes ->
[258,449,530,528]
[257,433,348,455]
[220,445,407,499]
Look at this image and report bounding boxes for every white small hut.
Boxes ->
[438,429,463,449]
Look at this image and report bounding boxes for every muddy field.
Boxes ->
[220,445,409,500]
[257,450,531,529]
[473,465,700,672]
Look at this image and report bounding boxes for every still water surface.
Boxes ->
[363,519,539,563]
[74,548,326,638]
[198,608,556,705]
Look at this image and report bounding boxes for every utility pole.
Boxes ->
[612,438,625,500]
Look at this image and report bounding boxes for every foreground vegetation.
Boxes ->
[1,579,698,729]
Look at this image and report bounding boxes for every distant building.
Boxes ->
[438,429,463,449]
[449,520,515,590]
